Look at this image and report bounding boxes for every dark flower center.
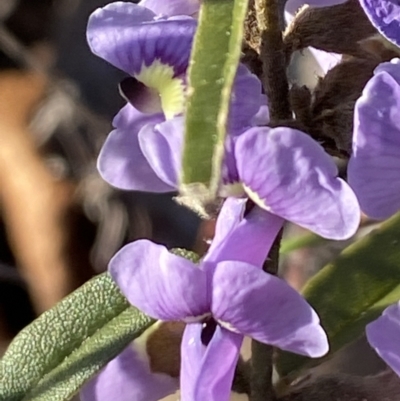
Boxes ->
[201,317,217,346]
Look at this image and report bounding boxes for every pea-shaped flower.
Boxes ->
[348,58,400,219]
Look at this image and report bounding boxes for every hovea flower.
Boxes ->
[87,1,267,191]
[81,322,179,401]
[139,0,200,17]
[140,117,360,239]
[105,197,328,401]
[366,301,400,377]
[348,58,400,219]
[359,0,400,47]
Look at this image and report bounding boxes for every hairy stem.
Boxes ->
[255,0,291,121]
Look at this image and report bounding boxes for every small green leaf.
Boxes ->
[0,273,154,401]
[181,0,249,200]
[277,212,400,378]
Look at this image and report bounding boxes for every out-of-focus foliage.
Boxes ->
[277,212,400,378]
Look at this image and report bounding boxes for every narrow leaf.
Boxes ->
[0,273,154,401]
[277,212,400,378]
[181,0,249,200]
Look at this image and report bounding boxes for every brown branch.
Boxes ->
[255,0,291,121]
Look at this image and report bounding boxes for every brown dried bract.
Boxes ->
[284,0,378,64]
[279,370,400,401]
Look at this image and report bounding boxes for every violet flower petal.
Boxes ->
[229,65,264,134]
[194,326,243,401]
[80,343,178,401]
[348,70,400,219]
[366,302,400,377]
[109,239,209,321]
[97,104,173,192]
[87,2,196,76]
[251,95,270,126]
[139,118,183,188]
[235,126,360,239]
[206,198,247,257]
[206,208,284,268]
[212,261,329,357]
[180,324,206,401]
[375,59,400,84]
[139,0,200,17]
[359,0,400,47]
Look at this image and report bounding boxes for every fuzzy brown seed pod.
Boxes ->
[289,58,378,157]
[284,0,378,64]
[279,370,400,401]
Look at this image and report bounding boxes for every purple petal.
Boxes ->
[109,239,209,321]
[80,343,178,401]
[235,127,360,240]
[251,95,270,126]
[229,65,264,134]
[206,198,246,256]
[194,326,243,401]
[139,0,200,17]
[366,302,400,377]
[180,324,206,401]
[87,2,196,76]
[348,71,400,219]
[139,117,184,188]
[375,58,400,85]
[212,261,329,357]
[206,207,284,268]
[97,105,173,192]
[359,0,400,46]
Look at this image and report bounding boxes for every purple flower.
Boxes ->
[366,301,400,377]
[80,326,179,401]
[107,198,328,401]
[348,58,400,220]
[87,2,267,191]
[359,0,400,47]
[139,0,200,17]
[141,117,360,239]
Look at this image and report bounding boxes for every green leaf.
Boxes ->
[280,232,326,255]
[181,0,249,201]
[277,212,400,378]
[0,273,154,401]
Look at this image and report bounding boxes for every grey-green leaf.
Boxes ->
[0,272,154,401]
[277,213,400,378]
[181,0,249,201]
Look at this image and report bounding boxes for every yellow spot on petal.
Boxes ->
[136,60,185,119]
[243,184,272,212]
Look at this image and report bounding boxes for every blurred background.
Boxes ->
[0,0,204,353]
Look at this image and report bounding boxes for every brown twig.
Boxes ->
[249,1,289,399]
[255,0,291,121]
